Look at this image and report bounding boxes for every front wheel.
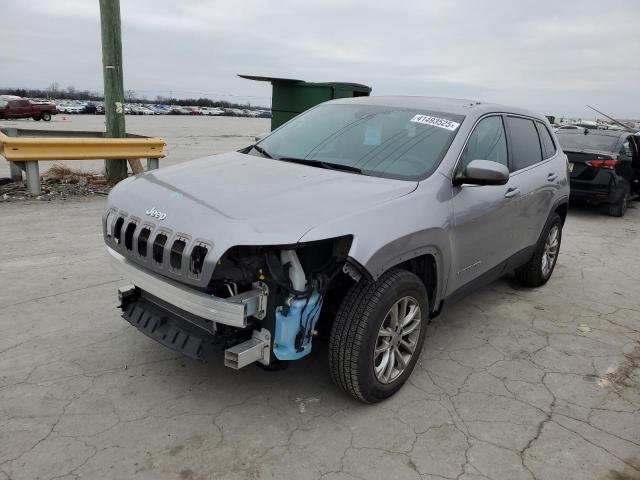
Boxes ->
[41,111,52,121]
[515,213,562,287]
[329,269,428,403]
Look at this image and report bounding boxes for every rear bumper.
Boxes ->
[569,175,624,205]
[107,247,267,328]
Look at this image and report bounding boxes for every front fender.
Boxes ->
[361,228,451,308]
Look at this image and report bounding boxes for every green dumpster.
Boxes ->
[239,75,372,131]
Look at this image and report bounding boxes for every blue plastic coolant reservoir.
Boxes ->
[273,292,323,360]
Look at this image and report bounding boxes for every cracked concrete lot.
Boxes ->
[1,120,639,480]
[2,200,638,480]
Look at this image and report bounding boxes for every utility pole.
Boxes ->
[99,0,127,182]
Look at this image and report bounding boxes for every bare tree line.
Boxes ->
[0,82,266,110]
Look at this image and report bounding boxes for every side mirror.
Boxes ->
[254,132,269,142]
[455,159,509,186]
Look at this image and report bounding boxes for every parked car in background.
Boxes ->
[104,96,569,402]
[201,107,224,116]
[130,105,155,115]
[224,107,246,116]
[555,125,581,132]
[0,97,58,121]
[58,103,86,114]
[169,106,191,115]
[557,129,640,216]
[82,102,98,115]
[152,105,171,115]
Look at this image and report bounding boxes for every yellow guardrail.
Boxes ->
[0,130,165,161]
[0,128,166,195]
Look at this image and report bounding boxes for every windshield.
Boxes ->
[0,99,6,107]
[556,132,619,152]
[255,104,464,180]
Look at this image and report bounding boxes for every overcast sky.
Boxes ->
[2,0,639,118]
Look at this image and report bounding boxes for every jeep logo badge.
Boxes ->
[145,207,167,221]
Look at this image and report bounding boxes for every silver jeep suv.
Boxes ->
[104,96,569,402]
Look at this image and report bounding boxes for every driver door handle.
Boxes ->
[504,187,520,198]
[547,173,558,182]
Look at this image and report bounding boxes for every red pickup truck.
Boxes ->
[0,98,58,121]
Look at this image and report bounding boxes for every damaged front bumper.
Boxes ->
[121,291,271,366]
[107,247,268,328]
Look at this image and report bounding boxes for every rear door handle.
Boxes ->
[504,187,520,198]
[547,173,558,181]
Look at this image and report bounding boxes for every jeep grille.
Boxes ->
[104,212,213,285]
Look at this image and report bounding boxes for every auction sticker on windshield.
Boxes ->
[410,114,460,131]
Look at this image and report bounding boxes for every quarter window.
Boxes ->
[459,116,508,170]
[506,116,542,171]
[536,122,556,159]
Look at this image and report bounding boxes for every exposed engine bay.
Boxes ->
[209,236,353,361]
[116,235,355,369]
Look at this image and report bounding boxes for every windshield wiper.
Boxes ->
[253,147,362,173]
[252,144,273,158]
[319,161,363,174]
[276,157,363,174]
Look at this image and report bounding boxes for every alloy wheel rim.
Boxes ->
[373,296,421,384]
[541,225,559,278]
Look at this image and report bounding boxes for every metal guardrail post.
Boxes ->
[25,161,41,196]
[9,162,23,182]
[5,128,22,182]
[147,158,159,170]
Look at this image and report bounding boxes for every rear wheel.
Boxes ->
[608,186,630,217]
[515,213,562,287]
[329,269,428,403]
[32,115,41,121]
[41,111,52,121]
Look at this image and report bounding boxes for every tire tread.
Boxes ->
[328,268,421,403]
[515,213,562,287]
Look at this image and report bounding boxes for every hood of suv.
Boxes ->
[108,151,417,244]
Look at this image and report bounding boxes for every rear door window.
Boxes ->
[536,122,556,159]
[459,116,508,170]
[506,116,543,171]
